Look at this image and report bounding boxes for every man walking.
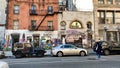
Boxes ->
[95,41,102,60]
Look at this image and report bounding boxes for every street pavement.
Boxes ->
[1,48,120,68]
[1,54,120,68]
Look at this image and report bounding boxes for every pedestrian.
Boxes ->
[95,41,102,60]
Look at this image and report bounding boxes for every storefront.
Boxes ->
[5,30,58,51]
[60,30,86,47]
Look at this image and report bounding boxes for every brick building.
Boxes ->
[6,0,59,48]
[93,0,120,42]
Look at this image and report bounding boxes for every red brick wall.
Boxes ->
[7,0,58,30]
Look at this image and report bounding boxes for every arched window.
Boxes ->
[60,21,66,30]
[87,22,92,30]
[70,20,82,29]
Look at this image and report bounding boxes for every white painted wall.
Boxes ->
[0,27,5,42]
[5,30,58,40]
[0,0,7,24]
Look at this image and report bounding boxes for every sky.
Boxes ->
[75,0,93,11]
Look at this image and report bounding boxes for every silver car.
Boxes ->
[51,44,88,57]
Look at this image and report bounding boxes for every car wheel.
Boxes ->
[104,49,110,56]
[80,51,86,56]
[57,51,63,57]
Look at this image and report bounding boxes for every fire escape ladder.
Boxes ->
[35,14,48,30]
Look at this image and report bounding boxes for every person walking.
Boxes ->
[95,41,102,60]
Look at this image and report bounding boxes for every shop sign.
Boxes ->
[43,34,52,37]
[66,30,78,34]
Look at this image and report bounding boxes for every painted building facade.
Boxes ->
[93,0,120,42]
[0,0,6,49]
[58,0,94,47]
[58,11,94,47]
[6,0,59,50]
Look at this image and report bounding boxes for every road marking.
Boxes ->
[9,58,107,65]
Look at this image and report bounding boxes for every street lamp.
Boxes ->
[104,26,108,41]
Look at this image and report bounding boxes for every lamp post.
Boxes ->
[104,27,107,41]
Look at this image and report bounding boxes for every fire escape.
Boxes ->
[28,0,59,31]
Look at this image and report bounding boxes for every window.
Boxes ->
[33,35,39,48]
[48,6,53,14]
[31,5,36,14]
[60,21,66,30]
[107,31,117,42]
[59,0,63,5]
[102,42,108,45]
[13,20,19,30]
[107,0,113,4]
[31,20,36,30]
[106,12,114,24]
[42,0,45,6]
[99,30,104,38]
[115,12,120,24]
[64,45,70,48]
[97,11,105,24]
[98,0,104,4]
[60,46,64,48]
[64,45,75,48]
[87,22,92,30]
[14,5,19,14]
[115,0,120,5]
[27,36,32,43]
[69,45,75,48]
[47,21,53,30]
[70,20,82,29]
[59,0,66,5]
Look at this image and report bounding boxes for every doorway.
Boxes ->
[11,33,20,52]
[33,34,39,48]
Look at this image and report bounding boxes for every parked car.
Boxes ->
[51,44,88,57]
[0,61,9,68]
[12,42,46,58]
[93,41,120,55]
